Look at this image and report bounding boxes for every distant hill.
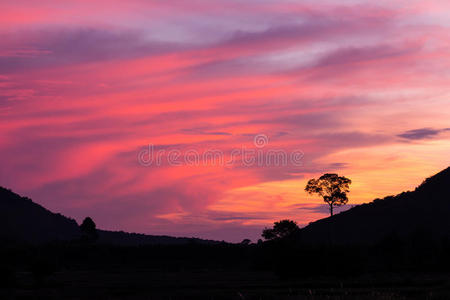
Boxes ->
[299,166,450,244]
[0,187,219,245]
[96,230,219,246]
[0,187,81,243]
[4,166,449,246]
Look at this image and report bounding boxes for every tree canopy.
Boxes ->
[305,173,351,216]
[262,219,299,241]
[80,217,98,241]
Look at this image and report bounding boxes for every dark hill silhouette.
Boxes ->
[96,229,219,246]
[299,166,450,244]
[0,187,218,245]
[0,187,80,243]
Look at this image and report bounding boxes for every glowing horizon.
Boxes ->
[1,0,449,242]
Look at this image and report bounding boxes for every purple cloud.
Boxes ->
[398,128,450,140]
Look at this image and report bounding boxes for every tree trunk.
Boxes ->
[329,204,333,216]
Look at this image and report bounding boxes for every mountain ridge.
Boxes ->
[0,186,219,245]
[2,166,450,245]
[299,166,450,244]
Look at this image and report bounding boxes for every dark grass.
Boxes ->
[3,268,450,299]
[1,241,450,299]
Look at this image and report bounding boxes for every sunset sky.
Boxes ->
[1,0,450,242]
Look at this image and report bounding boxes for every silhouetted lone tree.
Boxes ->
[80,217,98,241]
[305,173,351,216]
[262,220,299,241]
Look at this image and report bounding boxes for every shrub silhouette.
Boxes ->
[262,220,299,241]
[80,217,98,241]
[240,239,251,245]
[305,173,351,216]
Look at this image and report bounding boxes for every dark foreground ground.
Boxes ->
[2,268,450,299]
[1,238,450,299]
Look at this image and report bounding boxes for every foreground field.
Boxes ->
[2,268,450,300]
